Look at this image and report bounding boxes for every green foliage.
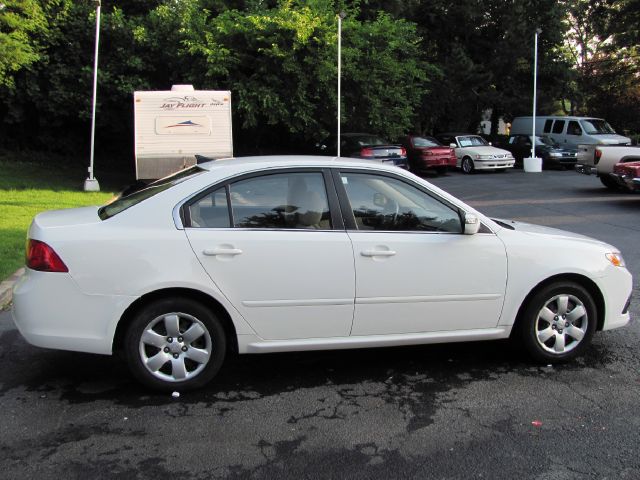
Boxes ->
[0,0,47,88]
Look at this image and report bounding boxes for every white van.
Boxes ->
[510,116,630,147]
[134,85,233,180]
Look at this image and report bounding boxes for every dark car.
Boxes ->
[504,134,578,168]
[399,135,456,175]
[317,133,408,169]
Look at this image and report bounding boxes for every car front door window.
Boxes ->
[340,173,462,233]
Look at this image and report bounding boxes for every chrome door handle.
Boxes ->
[203,248,243,256]
[361,250,396,257]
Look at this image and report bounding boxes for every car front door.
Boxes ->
[184,169,355,340]
[335,170,508,336]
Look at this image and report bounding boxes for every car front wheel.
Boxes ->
[461,157,475,174]
[124,297,227,390]
[516,282,597,363]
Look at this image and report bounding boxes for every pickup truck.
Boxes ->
[575,144,640,190]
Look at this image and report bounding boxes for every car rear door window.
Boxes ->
[543,119,553,133]
[552,120,565,134]
[339,172,461,233]
[188,187,230,228]
[230,172,331,229]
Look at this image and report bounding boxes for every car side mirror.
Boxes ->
[449,143,457,148]
[464,213,480,235]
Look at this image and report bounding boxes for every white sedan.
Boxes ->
[437,134,515,173]
[12,156,632,390]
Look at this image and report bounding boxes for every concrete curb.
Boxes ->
[0,268,25,309]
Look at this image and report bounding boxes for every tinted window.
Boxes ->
[543,119,553,133]
[552,120,565,134]
[567,121,582,136]
[340,173,461,233]
[189,187,230,228]
[230,172,331,229]
[99,166,204,220]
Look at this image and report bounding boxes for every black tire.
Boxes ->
[124,297,227,391]
[515,282,597,364]
[461,157,475,174]
[600,175,620,191]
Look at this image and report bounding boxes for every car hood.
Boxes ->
[460,146,512,156]
[493,218,614,248]
[594,134,631,145]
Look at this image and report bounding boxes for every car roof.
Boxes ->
[197,155,401,173]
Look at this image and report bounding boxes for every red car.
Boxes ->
[399,135,457,175]
[612,161,640,191]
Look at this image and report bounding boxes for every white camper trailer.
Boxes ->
[134,85,233,180]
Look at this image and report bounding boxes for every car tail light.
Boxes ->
[360,147,375,158]
[594,149,602,165]
[400,147,407,157]
[27,239,69,273]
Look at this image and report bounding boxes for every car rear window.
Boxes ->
[412,136,441,147]
[98,166,205,220]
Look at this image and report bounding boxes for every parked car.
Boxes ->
[13,156,632,390]
[399,135,456,175]
[511,116,631,147]
[611,161,640,191]
[575,144,640,190]
[503,134,578,169]
[316,133,408,169]
[435,133,515,173]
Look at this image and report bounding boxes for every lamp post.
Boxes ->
[84,0,101,192]
[530,28,542,162]
[337,12,346,158]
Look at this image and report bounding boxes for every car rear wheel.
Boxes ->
[461,157,475,174]
[516,282,596,363]
[124,297,226,391]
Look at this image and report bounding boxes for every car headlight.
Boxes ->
[606,252,626,267]
[476,155,493,160]
[548,152,562,157]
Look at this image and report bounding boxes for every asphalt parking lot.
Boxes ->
[1,168,639,479]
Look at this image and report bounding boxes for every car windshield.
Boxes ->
[580,119,616,135]
[536,136,557,147]
[412,136,441,147]
[98,166,205,220]
[457,136,488,147]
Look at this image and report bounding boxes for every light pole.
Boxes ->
[337,12,346,158]
[530,28,542,162]
[84,0,101,192]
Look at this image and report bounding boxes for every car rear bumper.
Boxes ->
[418,157,455,169]
[12,269,136,355]
[575,164,597,175]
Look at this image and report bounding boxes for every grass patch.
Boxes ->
[0,157,119,280]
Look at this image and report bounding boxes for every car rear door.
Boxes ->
[184,168,355,340]
[334,169,508,336]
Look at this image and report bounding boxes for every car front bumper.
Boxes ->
[596,264,633,331]
[474,160,515,170]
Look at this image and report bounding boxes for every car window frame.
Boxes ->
[179,167,345,231]
[331,168,467,234]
